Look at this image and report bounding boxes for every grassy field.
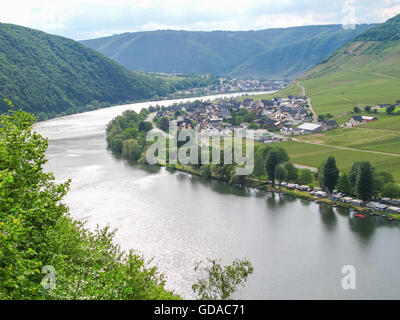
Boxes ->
[273,112,400,181]
[275,140,400,182]
[298,124,400,155]
[298,41,400,116]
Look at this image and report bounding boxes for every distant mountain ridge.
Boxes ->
[0,23,173,119]
[81,24,376,79]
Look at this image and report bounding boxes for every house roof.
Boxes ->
[298,123,322,131]
[351,116,363,122]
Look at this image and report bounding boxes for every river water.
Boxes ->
[35,93,400,299]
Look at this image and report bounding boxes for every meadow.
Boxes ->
[275,140,400,182]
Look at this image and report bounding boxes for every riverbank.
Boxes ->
[167,164,400,223]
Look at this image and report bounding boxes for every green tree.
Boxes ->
[200,164,212,178]
[266,149,280,186]
[122,139,143,161]
[356,161,375,201]
[320,156,339,194]
[274,164,288,185]
[192,258,254,300]
[337,173,353,195]
[158,117,170,132]
[0,103,179,300]
[138,121,153,132]
[284,162,298,182]
[365,106,371,113]
[253,153,266,180]
[297,169,314,185]
[386,105,395,114]
[382,183,400,199]
[353,106,361,113]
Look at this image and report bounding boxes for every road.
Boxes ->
[296,81,318,122]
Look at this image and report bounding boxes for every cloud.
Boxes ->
[0,0,399,40]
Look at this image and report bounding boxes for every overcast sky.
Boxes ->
[0,0,399,40]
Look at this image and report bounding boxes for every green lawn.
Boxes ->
[299,42,400,116]
[299,127,400,155]
[276,140,400,182]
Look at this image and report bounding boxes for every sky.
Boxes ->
[0,0,399,40]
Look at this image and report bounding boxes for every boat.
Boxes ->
[355,214,366,218]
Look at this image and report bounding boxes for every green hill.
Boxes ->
[297,14,400,116]
[81,25,375,80]
[0,23,175,119]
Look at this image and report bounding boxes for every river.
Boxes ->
[34,93,400,299]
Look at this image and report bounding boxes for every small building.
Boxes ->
[387,206,400,214]
[362,116,377,122]
[348,116,364,126]
[287,183,299,190]
[321,120,338,130]
[366,202,389,211]
[297,123,322,133]
[351,199,363,206]
[342,197,353,203]
[297,185,311,192]
[315,191,328,198]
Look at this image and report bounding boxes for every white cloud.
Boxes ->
[0,0,399,40]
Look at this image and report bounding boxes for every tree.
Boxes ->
[158,117,170,132]
[200,164,212,178]
[284,162,298,182]
[382,183,400,199]
[297,169,313,185]
[386,105,395,114]
[349,162,361,186]
[253,153,266,180]
[274,164,288,185]
[122,139,143,161]
[138,121,153,132]
[318,114,325,122]
[266,149,280,186]
[356,161,375,201]
[192,258,254,300]
[320,156,339,194]
[0,103,179,300]
[365,106,372,113]
[337,173,353,195]
[353,106,361,113]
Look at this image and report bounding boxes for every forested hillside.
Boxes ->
[0,23,183,120]
[81,24,375,79]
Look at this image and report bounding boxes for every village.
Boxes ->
[153,95,343,143]
[176,78,290,96]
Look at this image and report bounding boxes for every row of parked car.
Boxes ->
[274,181,400,214]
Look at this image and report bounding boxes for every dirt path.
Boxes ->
[296,81,317,122]
[146,112,157,128]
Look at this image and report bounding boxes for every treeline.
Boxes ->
[106,109,154,162]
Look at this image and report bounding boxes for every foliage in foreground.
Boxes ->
[0,103,179,299]
[192,258,254,300]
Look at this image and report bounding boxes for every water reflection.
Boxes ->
[319,204,337,232]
